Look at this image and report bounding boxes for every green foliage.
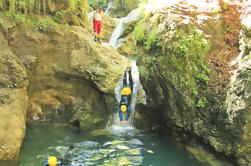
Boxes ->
[139,55,158,81]
[1,0,87,15]
[196,73,209,85]
[139,65,149,80]
[69,0,76,11]
[196,97,208,108]
[180,77,188,87]
[158,25,211,99]
[226,26,232,32]
[30,17,56,32]
[4,10,11,17]
[13,13,25,22]
[144,29,159,51]
[222,2,229,11]
[134,19,145,43]
[4,11,25,22]
[0,18,3,24]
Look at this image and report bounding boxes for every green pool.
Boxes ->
[19,121,209,166]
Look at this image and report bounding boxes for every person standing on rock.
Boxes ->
[93,7,104,43]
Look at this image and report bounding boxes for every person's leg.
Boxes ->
[93,20,98,41]
[125,106,131,121]
[128,69,133,92]
[97,21,102,43]
[123,71,127,87]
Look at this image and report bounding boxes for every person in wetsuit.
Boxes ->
[118,69,133,124]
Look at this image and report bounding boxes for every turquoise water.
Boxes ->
[19,122,209,166]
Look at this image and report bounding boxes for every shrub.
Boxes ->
[134,20,145,43]
[144,28,159,51]
[196,97,208,107]
[30,17,56,32]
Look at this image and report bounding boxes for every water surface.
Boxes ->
[19,122,209,166]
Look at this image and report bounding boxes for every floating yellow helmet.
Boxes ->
[48,156,57,166]
[121,87,132,95]
[121,105,127,112]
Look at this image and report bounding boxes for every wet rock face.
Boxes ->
[134,3,250,165]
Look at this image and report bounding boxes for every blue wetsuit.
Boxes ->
[119,105,131,121]
[118,94,131,121]
[45,159,49,166]
[119,69,133,121]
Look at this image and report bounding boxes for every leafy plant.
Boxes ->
[13,13,25,22]
[30,17,56,32]
[1,0,87,15]
[139,66,149,80]
[144,28,159,51]
[196,97,208,107]
[226,26,232,32]
[222,2,229,11]
[0,18,3,24]
[196,73,209,85]
[134,19,145,43]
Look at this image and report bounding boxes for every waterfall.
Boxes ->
[105,1,113,15]
[113,61,140,127]
[109,8,140,49]
[106,6,146,131]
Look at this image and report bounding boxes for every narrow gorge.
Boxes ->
[0,0,250,166]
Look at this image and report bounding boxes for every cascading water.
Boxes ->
[109,8,140,49]
[105,1,113,15]
[107,6,145,129]
[112,61,140,128]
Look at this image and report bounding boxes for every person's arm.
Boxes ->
[102,11,104,19]
[45,159,49,166]
[125,106,131,121]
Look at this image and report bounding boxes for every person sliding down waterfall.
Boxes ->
[93,7,104,43]
[118,68,133,124]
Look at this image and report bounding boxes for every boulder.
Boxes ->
[0,89,28,159]
[117,32,136,57]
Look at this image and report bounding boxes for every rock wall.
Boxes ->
[134,4,250,166]
[0,12,126,160]
[0,30,28,159]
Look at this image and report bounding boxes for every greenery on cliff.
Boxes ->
[0,0,89,30]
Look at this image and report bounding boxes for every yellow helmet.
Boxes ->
[48,156,57,166]
[121,87,132,95]
[121,105,127,112]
